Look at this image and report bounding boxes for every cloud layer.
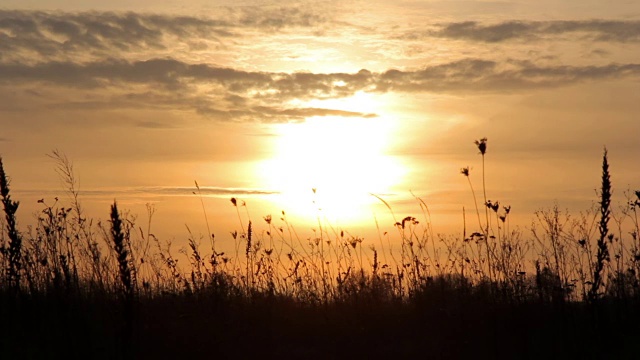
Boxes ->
[2,57,639,122]
[1,10,640,123]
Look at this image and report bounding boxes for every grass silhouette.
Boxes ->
[1,141,640,359]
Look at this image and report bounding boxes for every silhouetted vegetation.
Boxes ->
[1,143,640,359]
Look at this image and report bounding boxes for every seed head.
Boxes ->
[485,200,499,213]
[474,137,488,155]
[349,237,362,249]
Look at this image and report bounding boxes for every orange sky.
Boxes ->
[1,1,639,254]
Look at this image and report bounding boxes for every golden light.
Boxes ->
[258,92,407,225]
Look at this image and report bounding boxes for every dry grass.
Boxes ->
[1,143,640,358]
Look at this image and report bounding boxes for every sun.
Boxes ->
[258,93,406,225]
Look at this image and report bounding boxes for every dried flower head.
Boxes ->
[460,166,470,177]
[485,200,499,213]
[400,216,417,229]
[349,237,363,249]
[474,137,488,155]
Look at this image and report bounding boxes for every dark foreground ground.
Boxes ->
[3,286,640,360]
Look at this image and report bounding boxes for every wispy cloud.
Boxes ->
[15,186,279,198]
[377,59,640,92]
[424,20,640,43]
[147,186,279,197]
[135,120,175,129]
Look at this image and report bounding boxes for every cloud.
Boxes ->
[2,57,640,123]
[18,87,380,123]
[590,49,610,57]
[195,106,376,122]
[1,12,638,123]
[0,8,334,62]
[427,20,640,43]
[377,59,640,92]
[150,186,279,196]
[251,106,376,119]
[135,120,175,129]
[15,186,279,198]
[5,57,640,94]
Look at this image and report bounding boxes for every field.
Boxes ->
[1,141,640,359]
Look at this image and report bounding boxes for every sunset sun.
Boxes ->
[260,108,405,223]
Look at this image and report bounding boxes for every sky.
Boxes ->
[1,0,639,252]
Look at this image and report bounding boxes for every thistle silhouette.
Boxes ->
[475,137,487,155]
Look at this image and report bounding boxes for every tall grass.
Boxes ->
[1,144,638,302]
[0,142,639,358]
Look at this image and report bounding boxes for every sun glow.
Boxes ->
[259,93,406,224]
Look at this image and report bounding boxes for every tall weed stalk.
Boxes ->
[589,148,612,302]
[0,157,22,294]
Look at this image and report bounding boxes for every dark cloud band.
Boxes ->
[430,20,640,43]
[1,57,639,122]
[1,58,638,93]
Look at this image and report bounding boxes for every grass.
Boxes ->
[1,141,640,359]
